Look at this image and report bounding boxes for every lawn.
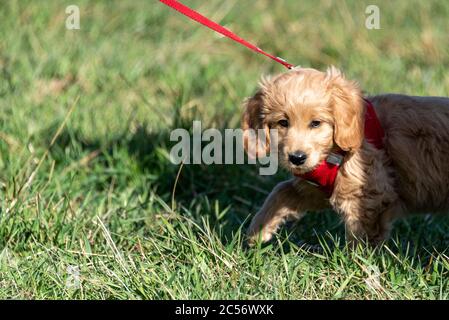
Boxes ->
[0,0,448,299]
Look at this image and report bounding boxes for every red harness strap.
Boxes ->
[295,99,384,196]
[363,98,385,149]
[297,152,344,196]
[159,0,294,69]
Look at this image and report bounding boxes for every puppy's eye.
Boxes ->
[310,120,321,128]
[278,119,289,128]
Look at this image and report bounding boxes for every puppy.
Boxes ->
[243,67,449,246]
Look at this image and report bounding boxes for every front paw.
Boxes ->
[246,221,274,247]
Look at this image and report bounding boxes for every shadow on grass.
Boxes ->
[41,118,276,235]
[41,120,449,259]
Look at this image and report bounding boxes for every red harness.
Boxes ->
[295,99,385,196]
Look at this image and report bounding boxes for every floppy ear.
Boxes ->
[327,67,364,152]
[241,89,271,159]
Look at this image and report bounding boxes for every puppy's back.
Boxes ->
[371,94,449,213]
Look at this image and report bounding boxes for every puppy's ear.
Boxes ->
[327,67,364,152]
[241,89,271,159]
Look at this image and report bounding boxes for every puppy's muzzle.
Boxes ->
[288,151,307,166]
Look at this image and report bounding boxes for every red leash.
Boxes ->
[159,0,294,69]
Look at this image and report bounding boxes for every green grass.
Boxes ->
[0,0,449,299]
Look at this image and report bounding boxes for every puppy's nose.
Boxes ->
[288,152,307,166]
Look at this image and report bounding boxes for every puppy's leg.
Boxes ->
[344,201,403,247]
[247,179,327,245]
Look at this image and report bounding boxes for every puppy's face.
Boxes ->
[270,86,335,174]
[242,67,364,175]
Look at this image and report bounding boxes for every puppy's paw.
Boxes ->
[246,228,274,247]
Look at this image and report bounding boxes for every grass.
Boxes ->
[0,0,448,299]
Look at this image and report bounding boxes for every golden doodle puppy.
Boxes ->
[243,67,449,246]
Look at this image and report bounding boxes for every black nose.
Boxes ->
[288,152,307,166]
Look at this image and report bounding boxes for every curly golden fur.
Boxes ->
[243,67,449,246]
